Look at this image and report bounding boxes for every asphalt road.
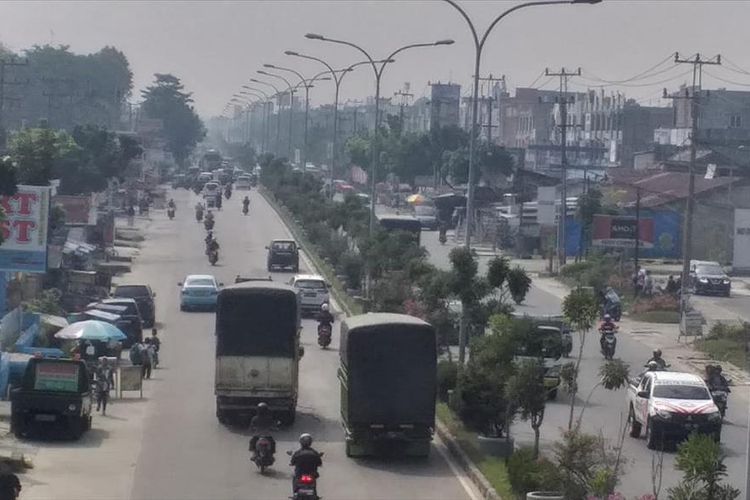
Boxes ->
[421,229,748,498]
[120,188,477,500]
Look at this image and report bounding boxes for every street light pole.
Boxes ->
[242,86,274,154]
[250,79,283,157]
[239,90,267,152]
[258,70,296,162]
[306,33,454,236]
[443,0,601,366]
[285,52,384,198]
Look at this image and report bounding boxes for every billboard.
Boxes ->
[0,185,51,272]
[733,208,750,271]
[592,214,654,249]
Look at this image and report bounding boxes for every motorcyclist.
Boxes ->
[205,210,214,222]
[216,194,223,210]
[249,402,276,459]
[242,196,250,213]
[290,433,323,491]
[168,198,176,209]
[316,303,334,326]
[438,223,448,244]
[646,360,659,372]
[204,230,214,248]
[598,313,617,352]
[224,184,232,199]
[207,237,220,254]
[646,349,668,370]
[705,364,730,391]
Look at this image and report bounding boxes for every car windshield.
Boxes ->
[186,278,215,287]
[696,264,724,275]
[272,242,295,251]
[295,279,326,290]
[114,286,149,297]
[653,384,711,400]
[414,205,436,216]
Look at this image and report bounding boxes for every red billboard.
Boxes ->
[592,215,654,248]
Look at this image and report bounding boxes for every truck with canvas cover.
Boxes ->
[339,313,436,457]
[214,281,301,425]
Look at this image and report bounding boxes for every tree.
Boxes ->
[506,359,547,458]
[442,141,514,185]
[9,127,77,185]
[577,188,605,258]
[668,434,740,500]
[0,156,18,196]
[141,73,205,165]
[553,430,623,499]
[575,359,630,429]
[562,287,600,430]
[507,266,532,304]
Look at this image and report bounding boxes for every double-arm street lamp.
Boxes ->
[442,0,601,365]
[285,52,390,198]
[258,70,297,162]
[264,64,331,172]
[249,78,284,156]
[305,33,454,235]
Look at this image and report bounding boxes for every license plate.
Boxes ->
[298,488,314,495]
[304,293,317,297]
[35,414,56,422]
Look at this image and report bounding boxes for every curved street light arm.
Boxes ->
[241,85,270,99]
[249,78,281,95]
[258,70,295,94]
[443,0,480,49]
[480,0,572,50]
[378,43,443,77]
[307,35,378,79]
[286,52,341,85]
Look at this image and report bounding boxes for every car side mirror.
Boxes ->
[637,390,650,399]
[219,282,224,287]
[177,282,183,287]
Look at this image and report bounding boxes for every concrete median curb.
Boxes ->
[436,420,502,500]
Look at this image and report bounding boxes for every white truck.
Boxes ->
[627,371,722,449]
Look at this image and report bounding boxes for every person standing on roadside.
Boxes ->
[141,338,153,380]
[94,358,115,416]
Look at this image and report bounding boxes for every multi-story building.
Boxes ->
[496,88,559,148]
[429,82,461,130]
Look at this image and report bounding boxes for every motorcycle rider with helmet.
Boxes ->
[242,195,250,214]
[249,402,276,460]
[705,364,730,391]
[290,433,323,494]
[646,349,668,370]
[598,313,617,353]
[316,303,334,326]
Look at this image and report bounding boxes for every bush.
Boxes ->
[507,266,532,305]
[506,448,562,499]
[339,251,363,290]
[630,294,679,314]
[437,360,458,402]
[560,255,618,291]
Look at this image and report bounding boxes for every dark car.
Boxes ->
[87,298,144,346]
[690,260,731,297]
[266,240,299,272]
[112,284,156,327]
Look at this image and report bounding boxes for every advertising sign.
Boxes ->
[34,362,80,392]
[537,187,556,226]
[0,186,51,272]
[592,214,654,248]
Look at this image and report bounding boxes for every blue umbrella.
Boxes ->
[54,320,127,342]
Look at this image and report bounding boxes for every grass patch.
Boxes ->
[694,322,750,371]
[629,310,680,323]
[436,402,514,499]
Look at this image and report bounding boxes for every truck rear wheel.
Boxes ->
[279,410,296,426]
[645,419,660,450]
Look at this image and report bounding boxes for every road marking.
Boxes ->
[434,434,483,500]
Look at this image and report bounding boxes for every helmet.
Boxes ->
[653,349,662,358]
[647,361,658,371]
[299,433,313,448]
[603,314,611,321]
[321,303,329,312]
[257,402,268,413]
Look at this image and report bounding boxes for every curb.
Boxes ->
[436,421,501,500]
[260,185,499,499]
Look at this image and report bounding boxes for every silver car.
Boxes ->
[289,274,330,317]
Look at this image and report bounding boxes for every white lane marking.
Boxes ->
[267,191,480,500]
[434,434,483,500]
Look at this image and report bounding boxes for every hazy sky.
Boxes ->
[1,0,749,117]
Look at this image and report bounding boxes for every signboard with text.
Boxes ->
[592,214,654,248]
[0,185,51,272]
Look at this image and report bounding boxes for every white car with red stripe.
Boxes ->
[628,371,722,449]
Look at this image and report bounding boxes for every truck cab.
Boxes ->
[628,371,722,449]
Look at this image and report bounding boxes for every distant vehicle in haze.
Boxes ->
[201,149,222,171]
[377,215,422,245]
[235,175,252,190]
[267,240,300,272]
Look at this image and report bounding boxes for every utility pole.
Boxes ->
[663,52,721,312]
[546,67,580,268]
[477,74,504,143]
[634,186,641,293]
[393,88,413,133]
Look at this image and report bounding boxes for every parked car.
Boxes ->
[86,298,143,346]
[266,240,299,272]
[179,274,222,311]
[112,284,156,327]
[289,274,330,316]
[627,371,722,449]
[414,204,438,230]
[690,260,731,297]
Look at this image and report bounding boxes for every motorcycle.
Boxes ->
[167,207,175,220]
[243,204,249,216]
[317,323,332,348]
[599,326,617,360]
[195,209,204,222]
[225,187,232,199]
[251,436,276,474]
[204,218,214,231]
[438,230,447,245]
[208,249,219,266]
[709,388,729,417]
[288,451,324,500]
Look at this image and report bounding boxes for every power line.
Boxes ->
[702,69,750,88]
[580,53,677,85]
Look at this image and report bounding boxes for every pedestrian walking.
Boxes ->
[150,328,161,367]
[127,205,135,227]
[94,358,115,416]
[141,338,153,380]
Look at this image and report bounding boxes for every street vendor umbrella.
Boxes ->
[54,320,127,342]
[406,193,427,205]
